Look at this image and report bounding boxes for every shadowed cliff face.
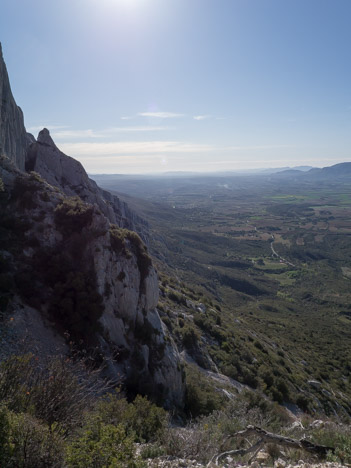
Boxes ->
[0,45,184,408]
[0,43,28,170]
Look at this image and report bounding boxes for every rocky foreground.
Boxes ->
[145,458,348,468]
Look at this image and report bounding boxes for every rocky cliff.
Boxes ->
[0,44,184,407]
[0,43,28,170]
[26,127,149,241]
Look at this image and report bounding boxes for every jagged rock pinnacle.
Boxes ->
[37,128,57,148]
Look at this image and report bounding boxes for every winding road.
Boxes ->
[270,235,296,268]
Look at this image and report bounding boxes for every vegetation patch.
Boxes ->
[110,225,152,284]
[11,204,104,344]
[0,354,167,467]
[11,173,43,210]
[184,365,225,418]
[54,196,94,235]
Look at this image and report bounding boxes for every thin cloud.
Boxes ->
[27,124,69,133]
[59,141,214,157]
[121,116,133,120]
[193,115,211,120]
[52,126,173,140]
[58,141,290,157]
[138,112,184,118]
[104,126,173,133]
[225,144,292,151]
[52,129,101,139]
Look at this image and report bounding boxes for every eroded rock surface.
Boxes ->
[0,43,28,170]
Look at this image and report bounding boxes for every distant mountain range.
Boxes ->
[260,165,315,174]
[90,163,351,181]
[273,162,351,181]
[90,166,317,179]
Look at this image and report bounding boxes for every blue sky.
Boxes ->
[1,0,351,173]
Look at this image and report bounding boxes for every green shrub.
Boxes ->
[161,315,172,330]
[296,394,310,412]
[0,406,64,468]
[54,197,94,235]
[28,171,46,184]
[140,444,166,459]
[329,435,351,464]
[110,225,128,252]
[181,324,200,349]
[254,340,264,351]
[125,395,168,442]
[30,357,101,432]
[0,405,11,463]
[276,379,289,399]
[109,226,152,283]
[65,415,144,468]
[312,425,351,465]
[184,365,224,418]
[96,393,168,443]
[168,290,186,305]
[126,231,152,284]
[271,388,284,404]
[0,355,34,412]
[0,354,104,432]
[260,369,274,388]
[94,391,129,426]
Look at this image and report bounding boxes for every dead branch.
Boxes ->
[212,439,264,466]
[207,425,335,467]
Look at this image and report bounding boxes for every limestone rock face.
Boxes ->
[0,43,28,170]
[89,221,184,406]
[0,164,184,407]
[26,128,148,240]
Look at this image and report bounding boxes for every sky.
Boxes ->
[1,0,351,174]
